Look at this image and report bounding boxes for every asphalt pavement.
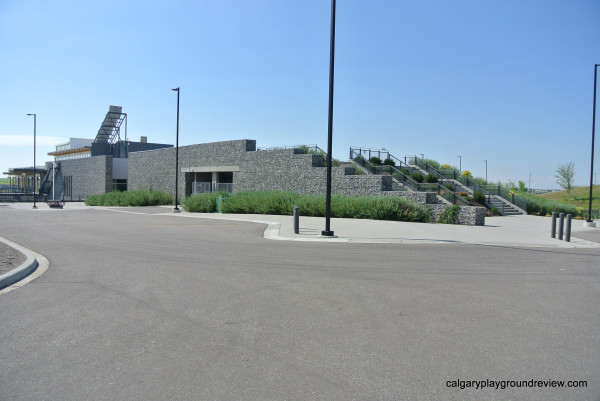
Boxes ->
[1,203,599,400]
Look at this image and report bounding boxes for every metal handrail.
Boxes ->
[350,151,469,205]
[480,185,528,212]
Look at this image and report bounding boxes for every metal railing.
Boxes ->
[480,185,528,212]
[192,182,212,194]
[192,182,233,194]
[0,185,37,193]
[350,147,414,171]
[413,162,520,211]
[216,183,233,193]
[257,144,326,154]
[349,151,469,205]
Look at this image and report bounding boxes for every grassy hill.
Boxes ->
[536,185,600,211]
[0,177,9,185]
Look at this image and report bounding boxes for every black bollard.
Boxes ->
[565,214,572,242]
[293,205,299,234]
[551,212,557,238]
[558,213,565,240]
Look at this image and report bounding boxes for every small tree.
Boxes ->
[369,156,382,166]
[518,180,527,193]
[555,162,576,199]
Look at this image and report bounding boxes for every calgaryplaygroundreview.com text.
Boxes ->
[446,379,588,390]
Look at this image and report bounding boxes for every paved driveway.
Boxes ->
[1,207,598,400]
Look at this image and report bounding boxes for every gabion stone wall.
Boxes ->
[235,149,390,196]
[126,139,484,225]
[128,140,257,202]
[57,155,112,200]
[380,191,436,206]
[128,141,392,200]
[428,205,486,226]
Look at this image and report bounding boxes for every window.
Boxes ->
[64,176,72,197]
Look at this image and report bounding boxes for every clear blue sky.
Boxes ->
[1,0,598,189]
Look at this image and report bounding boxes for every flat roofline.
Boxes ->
[48,146,92,156]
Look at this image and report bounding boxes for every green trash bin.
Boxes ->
[216,195,223,213]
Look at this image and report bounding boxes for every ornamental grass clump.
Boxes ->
[85,190,172,206]
[183,192,222,212]
[519,192,578,216]
[298,194,431,222]
[183,191,432,223]
[221,191,299,215]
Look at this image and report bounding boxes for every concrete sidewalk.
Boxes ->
[3,202,599,248]
[171,210,600,248]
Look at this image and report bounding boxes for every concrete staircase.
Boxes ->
[487,195,525,216]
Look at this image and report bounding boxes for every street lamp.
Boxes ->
[172,87,181,213]
[483,160,488,182]
[457,156,462,174]
[585,64,599,227]
[27,113,37,209]
[322,0,336,237]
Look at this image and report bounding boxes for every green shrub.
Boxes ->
[184,192,223,212]
[352,165,365,175]
[437,205,460,224]
[473,190,486,205]
[527,203,540,214]
[369,156,383,166]
[425,173,438,183]
[400,168,411,175]
[410,172,424,183]
[490,206,499,215]
[520,192,578,216]
[221,191,299,215]
[183,191,431,223]
[445,184,455,192]
[85,190,172,206]
[329,196,431,222]
[383,158,396,166]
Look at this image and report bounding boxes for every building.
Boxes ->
[37,106,172,201]
[2,166,46,193]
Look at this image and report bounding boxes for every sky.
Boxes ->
[1,0,598,189]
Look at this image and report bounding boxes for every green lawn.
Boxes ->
[0,177,9,185]
[536,185,600,211]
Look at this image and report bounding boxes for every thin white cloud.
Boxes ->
[0,135,68,147]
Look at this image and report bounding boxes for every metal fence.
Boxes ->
[192,182,233,194]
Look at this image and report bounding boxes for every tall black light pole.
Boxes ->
[586,64,599,226]
[322,0,336,237]
[172,87,181,213]
[27,113,37,209]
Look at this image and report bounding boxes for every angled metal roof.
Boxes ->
[94,105,126,144]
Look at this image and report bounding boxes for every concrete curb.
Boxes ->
[0,237,40,291]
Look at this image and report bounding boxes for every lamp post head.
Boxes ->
[27,113,35,116]
[172,87,179,92]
